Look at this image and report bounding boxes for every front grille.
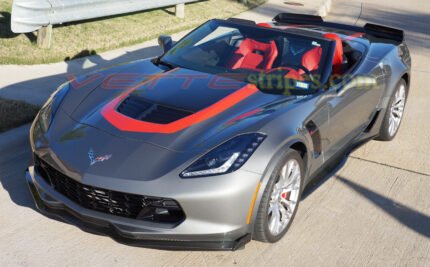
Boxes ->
[34,156,185,223]
[117,94,194,124]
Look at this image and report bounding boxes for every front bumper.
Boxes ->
[25,166,255,250]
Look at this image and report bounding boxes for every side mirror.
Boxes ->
[158,35,173,53]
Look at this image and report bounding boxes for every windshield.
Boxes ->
[160,19,335,94]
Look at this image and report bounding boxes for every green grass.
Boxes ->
[0,97,39,133]
[0,0,265,65]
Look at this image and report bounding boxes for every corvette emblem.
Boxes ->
[88,148,112,166]
[290,46,305,56]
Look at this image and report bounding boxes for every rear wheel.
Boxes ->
[377,79,408,141]
[253,150,304,243]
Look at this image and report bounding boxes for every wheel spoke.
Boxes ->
[268,215,277,234]
[269,206,281,234]
[393,115,401,123]
[281,198,296,212]
[389,118,395,135]
[268,203,275,215]
[392,109,401,118]
[278,204,289,229]
[394,100,405,108]
[283,160,294,183]
[283,161,300,191]
[285,177,299,191]
[388,85,406,137]
[279,164,287,182]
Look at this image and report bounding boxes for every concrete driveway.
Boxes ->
[1,0,429,266]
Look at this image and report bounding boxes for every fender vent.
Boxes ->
[117,94,194,124]
[305,120,322,156]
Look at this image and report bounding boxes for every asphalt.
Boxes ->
[0,0,429,266]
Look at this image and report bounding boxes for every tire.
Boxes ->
[253,150,304,243]
[376,79,408,141]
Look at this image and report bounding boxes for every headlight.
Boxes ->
[180,133,266,178]
[38,82,70,132]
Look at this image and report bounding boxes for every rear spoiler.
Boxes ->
[226,17,256,26]
[273,13,404,44]
[273,13,323,24]
[363,23,404,43]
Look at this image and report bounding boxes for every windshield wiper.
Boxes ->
[154,57,176,70]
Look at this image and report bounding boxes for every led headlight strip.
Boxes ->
[181,133,266,178]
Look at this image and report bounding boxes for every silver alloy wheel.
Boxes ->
[388,84,406,137]
[267,159,301,236]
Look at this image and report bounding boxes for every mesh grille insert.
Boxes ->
[34,156,185,223]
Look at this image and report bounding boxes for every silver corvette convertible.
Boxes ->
[26,13,411,250]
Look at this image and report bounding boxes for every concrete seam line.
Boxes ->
[350,156,430,177]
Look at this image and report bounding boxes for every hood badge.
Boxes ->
[88,148,112,166]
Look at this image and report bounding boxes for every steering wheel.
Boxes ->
[257,65,319,95]
[265,65,315,82]
[285,65,315,81]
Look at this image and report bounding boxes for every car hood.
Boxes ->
[62,61,293,152]
[40,114,193,182]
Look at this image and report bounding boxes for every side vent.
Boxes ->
[305,121,322,157]
[117,94,194,124]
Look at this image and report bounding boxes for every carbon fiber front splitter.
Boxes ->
[25,168,251,251]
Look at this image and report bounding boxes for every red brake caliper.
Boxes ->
[281,192,289,200]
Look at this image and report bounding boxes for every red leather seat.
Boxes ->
[256,22,272,28]
[302,47,322,72]
[301,33,344,74]
[325,33,344,74]
[228,38,278,70]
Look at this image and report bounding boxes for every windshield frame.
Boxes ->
[158,19,336,93]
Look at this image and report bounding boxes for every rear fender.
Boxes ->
[378,46,411,109]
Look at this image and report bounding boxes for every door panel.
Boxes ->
[325,67,386,159]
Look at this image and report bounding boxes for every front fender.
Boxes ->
[247,134,311,228]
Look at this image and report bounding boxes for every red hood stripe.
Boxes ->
[101,84,259,134]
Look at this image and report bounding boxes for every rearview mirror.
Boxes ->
[158,35,173,53]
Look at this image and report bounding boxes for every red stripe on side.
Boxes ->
[101,84,259,134]
[225,108,262,125]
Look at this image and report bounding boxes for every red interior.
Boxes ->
[228,38,278,70]
[301,33,344,74]
[266,67,304,81]
[324,33,344,74]
[227,32,344,79]
[256,22,272,28]
[302,47,323,72]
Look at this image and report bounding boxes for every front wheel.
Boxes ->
[376,79,408,141]
[253,150,304,243]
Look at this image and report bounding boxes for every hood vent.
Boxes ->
[117,94,194,124]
